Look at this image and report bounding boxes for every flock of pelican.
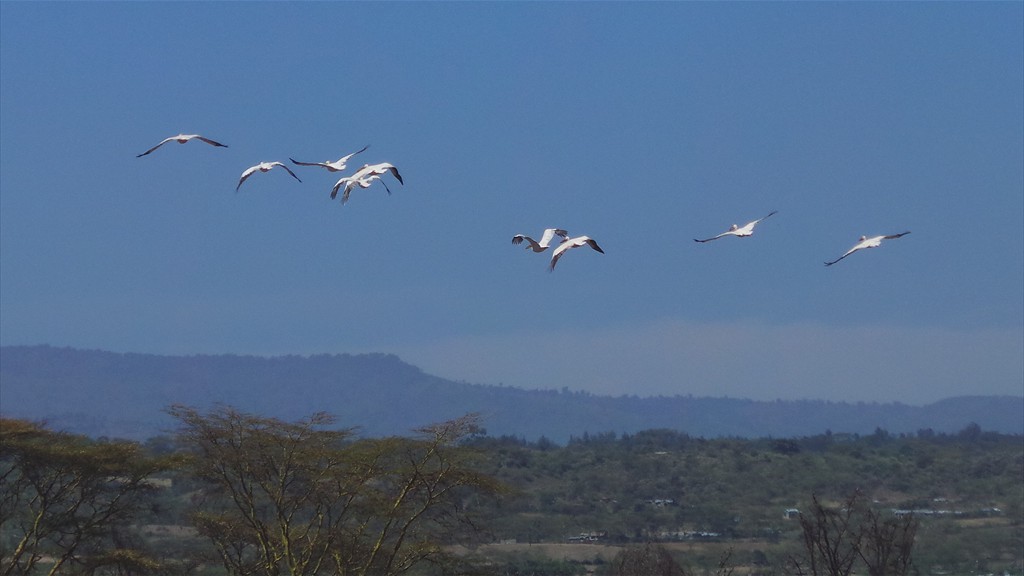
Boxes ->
[512,228,606,271]
[136,134,402,203]
[137,132,911,271]
[513,211,909,271]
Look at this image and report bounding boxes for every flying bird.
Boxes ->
[824,231,910,266]
[236,162,302,191]
[512,228,569,253]
[694,211,778,243]
[353,162,403,185]
[330,162,403,202]
[136,134,228,157]
[290,145,370,172]
[549,235,604,271]
[331,173,392,204]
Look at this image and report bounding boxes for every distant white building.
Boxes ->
[567,531,607,543]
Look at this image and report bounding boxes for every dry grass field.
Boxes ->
[454,539,794,574]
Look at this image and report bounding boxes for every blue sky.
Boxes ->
[1,2,1021,406]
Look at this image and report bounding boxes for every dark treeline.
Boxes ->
[1,409,1021,576]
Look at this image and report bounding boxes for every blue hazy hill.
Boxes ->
[1,345,1020,442]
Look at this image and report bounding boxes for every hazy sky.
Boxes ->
[1,2,1021,406]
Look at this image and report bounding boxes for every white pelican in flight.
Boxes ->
[512,228,568,253]
[549,235,604,271]
[136,134,228,157]
[824,231,910,266]
[331,173,392,204]
[289,145,369,172]
[236,162,302,191]
[694,211,777,243]
[330,162,403,202]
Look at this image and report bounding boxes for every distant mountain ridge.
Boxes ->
[1,345,1020,442]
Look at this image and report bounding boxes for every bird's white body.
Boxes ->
[136,134,227,157]
[512,228,569,253]
[236,161,302,191]
[695,211,777,243]
[549,235,604,271]
[825,231,910,266]
[290,145,369,172]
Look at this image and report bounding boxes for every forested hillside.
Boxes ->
[470,426,1021,539]
[3,412,1021,575]
[1,345,1022,442]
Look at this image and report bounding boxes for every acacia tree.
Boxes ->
[788,493,863,576]
[332,416,503,575]
[169,405,501,576]
[856,507,917,576]
[169,405,355,575]
[0,418,170,576]
[788,491,918,576]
